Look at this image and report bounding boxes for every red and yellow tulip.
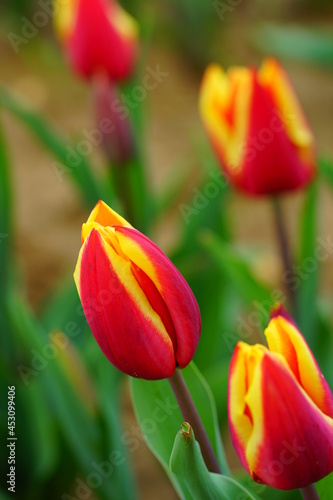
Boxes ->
[54,0,138,81]
[199,59,316,195]
[74,201,201,380]
[228,305,333,490]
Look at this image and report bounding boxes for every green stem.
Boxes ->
[168,369,222,474]
[272,196,297,314]
[301,483,320,500]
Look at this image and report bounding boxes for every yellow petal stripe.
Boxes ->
[74,228,173,351]
[86,200,131,230]
[199,64,252,171]
[53,0,80,41]
[265,316,327,413]
[258,58,314,150]
[108,1,139,41]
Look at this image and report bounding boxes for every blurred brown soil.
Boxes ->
[1,6,333,498]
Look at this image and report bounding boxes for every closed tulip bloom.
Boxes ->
[74,201,201,380]
[54,0,138,81]
[199,59,316,195]
[228,305,333,490]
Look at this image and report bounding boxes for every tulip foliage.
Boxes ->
[1,3,333,500]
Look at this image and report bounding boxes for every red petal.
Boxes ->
[68,0,138,80]
[114,226,201,368]
[76,229,175,379]
[253,353,333,489]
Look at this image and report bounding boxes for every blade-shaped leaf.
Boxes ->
[0,85,110,208]
[295,182,318,342]
[319,156,333,189]
[253,24,333,68]
[200,231,271,320]
[130,362,230,499]
[170,423,258,500]
[0,120,11,287]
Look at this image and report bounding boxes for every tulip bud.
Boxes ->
[54,0,139,81]
[228,304,333,490]
[199,59,316,195]
[74,201,201,380]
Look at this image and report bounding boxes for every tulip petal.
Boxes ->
[74,229,175,379]
[199,59,316,196]
[265,305,333,418]
[59,0,138,80]
[242,72,314,194]
[199,63,252,172]
[258,58,314,149]
[228,342,266,475]
[86,199,131,229]
[113,226,201,368]
[247,351,333,489]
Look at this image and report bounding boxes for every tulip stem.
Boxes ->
[168,369,222,475]
[272,197,297,313]
[301,483,320,500]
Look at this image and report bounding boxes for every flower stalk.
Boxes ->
[168,368,222,474]
[272,196,296,313]
[301,483,320,500]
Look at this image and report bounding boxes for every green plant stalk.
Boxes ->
[168,368,222,474]
[272,196,297,313]
[301,483,319,500]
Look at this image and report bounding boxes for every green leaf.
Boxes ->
[170,423,258,500]
[130,362,230,499]
[0,85,109,208]
[295,182,318,341]
[200,231,271,320]
[0,119,12,288]
[253,24,333,68]
[319,156,333,188]
[236,472,303,499]
[0,120,15,359]
[96,362,136,500]
[40,278,87,335]
[203,359,229,424]
[316,471,333,500]
[6,297,107,484]
[18,380,58,481]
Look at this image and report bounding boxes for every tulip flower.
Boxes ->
[199,59,316,195]
[228,304,333,490]
[54,0,139,81]
[73,201,201,380]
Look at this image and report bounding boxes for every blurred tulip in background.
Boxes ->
[199,59,316,195]
[54,0,139,81]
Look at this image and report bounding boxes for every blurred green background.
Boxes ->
[1,0,333,499]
